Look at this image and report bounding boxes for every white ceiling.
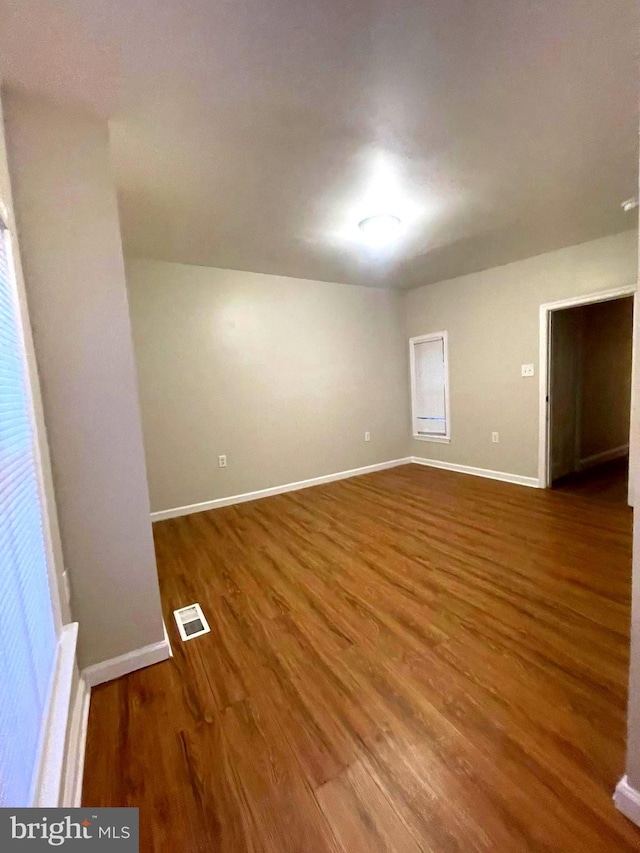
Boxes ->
[1,0,637,288]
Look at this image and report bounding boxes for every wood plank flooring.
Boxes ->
[83,463,640,851]
[553,456,630,505]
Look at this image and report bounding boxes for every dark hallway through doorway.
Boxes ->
[552,456,629,505]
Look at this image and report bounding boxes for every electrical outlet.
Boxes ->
[364,431,371,442]
[218,455,227,468]
[492,432,499,443]
[521,363,535,377]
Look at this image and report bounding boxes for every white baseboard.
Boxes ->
[614,775,640,827]
[32,622,80,806]
[578,444,629,471]
[83,621,172,687]
[411,456,540,488]
[150,458,413,521]
[61,670,91,807]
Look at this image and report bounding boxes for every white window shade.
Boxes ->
[0,225,57,806]
[410,332,450,441]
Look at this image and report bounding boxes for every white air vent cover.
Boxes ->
[173,603,210,641]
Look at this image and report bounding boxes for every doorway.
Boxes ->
[539,287,636,501]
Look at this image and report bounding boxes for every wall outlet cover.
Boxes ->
[521,364,535,377]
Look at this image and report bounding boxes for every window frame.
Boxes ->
[0,197,65,632]
[409,331,451,443]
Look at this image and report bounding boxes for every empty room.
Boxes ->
[1,1,640,852]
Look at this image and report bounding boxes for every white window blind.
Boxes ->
[410,332,450,441]
[0,223,57,807]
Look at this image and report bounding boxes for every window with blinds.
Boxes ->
[410,331,451,442]
[0,222,57,806]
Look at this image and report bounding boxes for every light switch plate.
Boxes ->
[521,364,534,377]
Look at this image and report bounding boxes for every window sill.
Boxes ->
[413,435,451,444]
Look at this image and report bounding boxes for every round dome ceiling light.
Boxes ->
[358,214,402,246]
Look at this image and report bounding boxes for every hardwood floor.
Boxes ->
[83,463,640,851]
[553,456,630,505]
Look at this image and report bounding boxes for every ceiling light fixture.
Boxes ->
[358,214,402,247]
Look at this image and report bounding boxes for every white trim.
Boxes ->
[538,285,636,489]
[578,444,629,471]
[411,456,540,488]
[150,458,413,521]
[409,331,451,442]
[61,671,90,807]
[614,775,640,827]
[32,623,79,806]
[83,621,172,687]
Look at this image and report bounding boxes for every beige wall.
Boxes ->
[624,137,640,790]
[580,297,633,460]
[129,234,636,512]
[403,231,638,478]
[126,258,409,513]
[4,92,164,668]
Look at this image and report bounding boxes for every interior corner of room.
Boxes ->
[1,2,640,849]
[127,229,638,518]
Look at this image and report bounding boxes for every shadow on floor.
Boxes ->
[552,456,629,505]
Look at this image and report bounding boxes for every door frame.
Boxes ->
[538,284,637,490]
